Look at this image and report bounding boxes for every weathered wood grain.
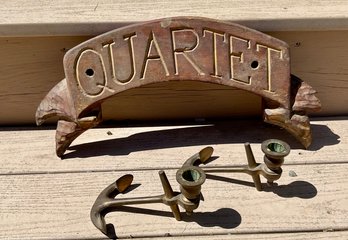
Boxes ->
[0,118,345,174]
[0,36,89,125]
[0,164,347,239]
[1,0,348,36]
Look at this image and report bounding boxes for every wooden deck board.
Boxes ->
[0,163,347,239]
[1,117,348,239]
[0,118,345,174]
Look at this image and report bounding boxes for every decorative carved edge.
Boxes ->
[264,75,321,148]
[36,79,76,125]
[36,79,102,157]
[55,116,101,158]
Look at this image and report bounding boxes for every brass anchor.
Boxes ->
[91,139,290,236]
[90,146,213,236]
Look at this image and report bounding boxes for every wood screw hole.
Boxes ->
[251,61,259,69]
[85,68,94,77]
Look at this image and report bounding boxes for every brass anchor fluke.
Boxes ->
[90,146,214,236]
[203,139,291,191]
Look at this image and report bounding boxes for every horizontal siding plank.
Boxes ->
[1,1,348,36]
[1,31,348,125]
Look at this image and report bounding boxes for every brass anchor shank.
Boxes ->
[90,147,213,236]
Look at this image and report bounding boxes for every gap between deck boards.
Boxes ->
[1,161,347,176]
[1,164,347,239]
[39,229,348,240]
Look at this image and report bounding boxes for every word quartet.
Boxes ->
[36,17,321,157]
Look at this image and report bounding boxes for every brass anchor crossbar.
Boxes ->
[35,17,321,157]
[91,146,213,236]
[91,139,290,237]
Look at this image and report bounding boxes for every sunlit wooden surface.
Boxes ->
[0,117,347,239]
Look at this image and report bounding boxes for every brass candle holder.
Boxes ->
[203,139,290,191]
[90,147,213,236]
[91,139,290,237]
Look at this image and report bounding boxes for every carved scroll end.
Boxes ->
[264,108,312,148]
[35,79,76,125]
[35,79,101,157]
[56,116,101,158]
[291,75,321,114]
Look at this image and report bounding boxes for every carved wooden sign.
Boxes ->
[36,17,321,157]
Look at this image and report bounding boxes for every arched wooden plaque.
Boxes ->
[36,17,321,157]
